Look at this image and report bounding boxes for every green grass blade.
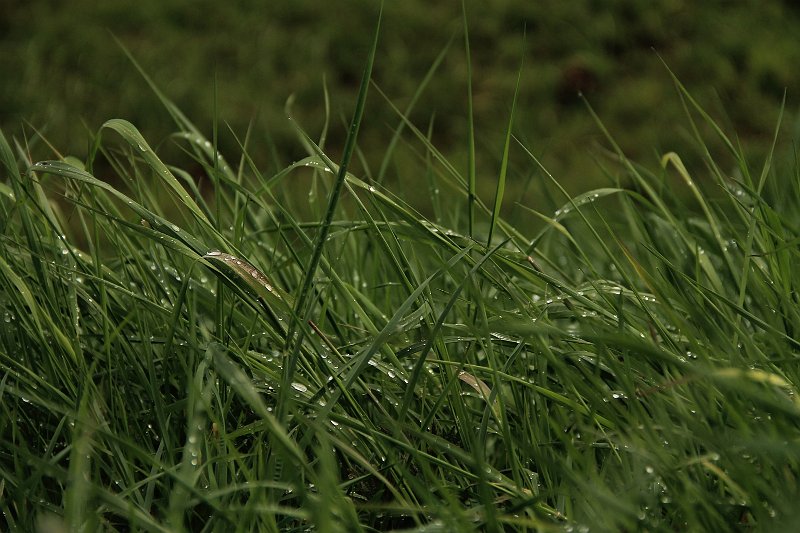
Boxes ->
[487,51,522,247]
[462,0,477,238]
[280,4,384,419]
[101,119,211,225]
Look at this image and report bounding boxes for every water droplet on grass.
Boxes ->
[291,382,308,393]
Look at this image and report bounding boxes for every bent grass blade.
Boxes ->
[101,119,211,226]
[202,250,294,319]
[458,370,501,421]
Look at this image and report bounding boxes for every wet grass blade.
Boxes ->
[101,119,211,225]
[281,3,383,418]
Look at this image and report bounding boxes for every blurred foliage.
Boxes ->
[2,0,800,198]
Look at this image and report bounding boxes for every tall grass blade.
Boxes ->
[487,51,522,246]
[462,0,477,238]
[280,3,384,418]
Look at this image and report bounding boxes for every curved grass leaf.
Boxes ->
[101,119,211,225]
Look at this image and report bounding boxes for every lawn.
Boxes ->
[1,5,800,532]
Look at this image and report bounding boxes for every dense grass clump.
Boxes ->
[2,35,800,532]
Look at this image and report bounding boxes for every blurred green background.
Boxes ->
[2,0,799,201]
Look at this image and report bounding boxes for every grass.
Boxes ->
[4,1,800,200]
[2,22,800,532]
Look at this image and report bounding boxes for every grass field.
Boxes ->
[2,9,800,532]
[3,0,800,200]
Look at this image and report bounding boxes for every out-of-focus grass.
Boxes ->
[2,0,800,205]
[1,11,800,529]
